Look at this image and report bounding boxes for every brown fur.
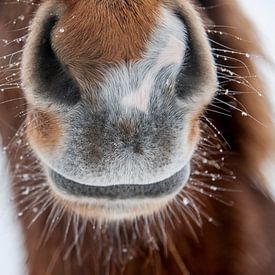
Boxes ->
[26,109,63,151]
[1,0,275,274]
[198,0,275,193]
[52,0,162,86]
[187,115,200,143]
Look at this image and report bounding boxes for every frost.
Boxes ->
[182,197,190,206]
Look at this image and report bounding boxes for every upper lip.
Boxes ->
[48,163,190,200]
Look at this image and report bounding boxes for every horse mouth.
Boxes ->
[47,164,191,200]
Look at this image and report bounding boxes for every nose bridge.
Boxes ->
[22,0,190,109]
[51,0,161,66]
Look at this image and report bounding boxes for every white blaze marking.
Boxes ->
[122,73,154,113]
[122,36,185,112]
[156,37,185,69]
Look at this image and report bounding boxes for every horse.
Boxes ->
[0,0,275,274]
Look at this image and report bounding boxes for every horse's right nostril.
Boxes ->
[28,16,81,105]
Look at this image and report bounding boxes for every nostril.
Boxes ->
[32,16,80,105]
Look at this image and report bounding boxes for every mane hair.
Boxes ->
[0,0,275,274]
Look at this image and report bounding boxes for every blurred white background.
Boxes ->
[0,1,274,274]
[239,0,275,108]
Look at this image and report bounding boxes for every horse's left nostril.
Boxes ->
[25,15,81,105]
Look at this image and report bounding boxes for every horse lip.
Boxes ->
[48,163,191,200]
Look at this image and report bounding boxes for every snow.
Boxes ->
[0,150,26,275]
[238,0,275,109]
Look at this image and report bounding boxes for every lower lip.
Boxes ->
[48,163,191,200]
